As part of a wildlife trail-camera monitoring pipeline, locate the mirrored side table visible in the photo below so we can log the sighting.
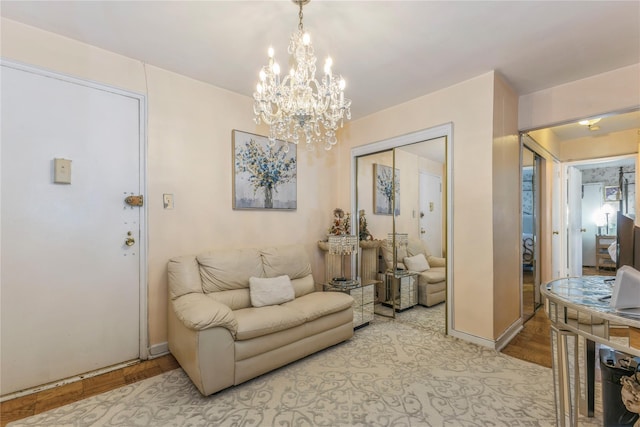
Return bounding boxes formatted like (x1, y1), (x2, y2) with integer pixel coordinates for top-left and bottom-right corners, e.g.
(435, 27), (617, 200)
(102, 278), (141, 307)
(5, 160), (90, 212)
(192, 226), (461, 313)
(380, 270), (418, 313)
(324, 280), (374, 329)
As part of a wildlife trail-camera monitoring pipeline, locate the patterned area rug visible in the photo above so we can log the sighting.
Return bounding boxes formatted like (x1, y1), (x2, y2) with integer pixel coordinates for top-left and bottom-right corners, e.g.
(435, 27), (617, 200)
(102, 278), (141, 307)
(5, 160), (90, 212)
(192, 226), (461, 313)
(9, 305), (603, 426)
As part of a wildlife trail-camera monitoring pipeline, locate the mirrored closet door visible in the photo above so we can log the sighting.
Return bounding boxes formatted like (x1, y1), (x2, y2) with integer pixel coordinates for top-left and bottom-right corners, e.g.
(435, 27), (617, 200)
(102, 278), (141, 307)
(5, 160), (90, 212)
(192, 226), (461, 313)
(521, 140), (542, 321)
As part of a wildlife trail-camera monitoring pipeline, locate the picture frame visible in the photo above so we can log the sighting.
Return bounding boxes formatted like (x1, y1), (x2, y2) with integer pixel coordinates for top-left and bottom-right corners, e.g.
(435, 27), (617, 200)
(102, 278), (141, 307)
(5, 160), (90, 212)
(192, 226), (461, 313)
(374, 163), (400, 215)
(232, 130), (297, 210)
(604, 186), (621, 202)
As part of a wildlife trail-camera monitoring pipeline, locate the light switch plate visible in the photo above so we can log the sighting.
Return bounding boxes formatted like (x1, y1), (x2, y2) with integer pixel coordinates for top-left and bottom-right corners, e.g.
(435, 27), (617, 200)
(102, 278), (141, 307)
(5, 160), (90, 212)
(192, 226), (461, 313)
(54, 158), (71, 184)
(163, 193), (174, 209)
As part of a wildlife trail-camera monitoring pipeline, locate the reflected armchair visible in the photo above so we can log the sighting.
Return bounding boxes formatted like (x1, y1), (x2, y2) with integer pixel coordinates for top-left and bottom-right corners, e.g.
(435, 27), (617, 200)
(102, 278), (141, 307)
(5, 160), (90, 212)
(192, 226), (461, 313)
(380, 238), (446, 307)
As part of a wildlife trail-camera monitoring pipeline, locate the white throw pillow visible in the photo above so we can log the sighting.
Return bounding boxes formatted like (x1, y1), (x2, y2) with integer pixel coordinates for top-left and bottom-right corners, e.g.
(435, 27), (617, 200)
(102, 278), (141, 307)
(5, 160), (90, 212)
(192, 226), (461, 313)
(249, 275), (295, 307)
(404, 254), (430, 272)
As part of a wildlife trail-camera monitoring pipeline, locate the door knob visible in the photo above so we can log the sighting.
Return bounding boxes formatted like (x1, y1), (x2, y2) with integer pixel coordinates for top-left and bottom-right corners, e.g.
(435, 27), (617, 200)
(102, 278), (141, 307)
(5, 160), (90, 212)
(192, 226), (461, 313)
(125, 231), (135, 246)
(580, 228), (587, 233)
(420, 228), (426, 234)
(553, 231), (559, 235)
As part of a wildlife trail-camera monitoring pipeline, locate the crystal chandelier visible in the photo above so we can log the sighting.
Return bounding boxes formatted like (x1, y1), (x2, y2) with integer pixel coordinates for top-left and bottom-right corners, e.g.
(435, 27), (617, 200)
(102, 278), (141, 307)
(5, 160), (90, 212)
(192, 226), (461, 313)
(253, 0), (351, 152)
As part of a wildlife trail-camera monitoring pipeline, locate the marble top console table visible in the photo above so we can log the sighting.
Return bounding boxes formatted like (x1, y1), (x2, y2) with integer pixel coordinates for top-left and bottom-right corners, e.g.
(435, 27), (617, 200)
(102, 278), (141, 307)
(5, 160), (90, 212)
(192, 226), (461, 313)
(541, 276), (640, 426)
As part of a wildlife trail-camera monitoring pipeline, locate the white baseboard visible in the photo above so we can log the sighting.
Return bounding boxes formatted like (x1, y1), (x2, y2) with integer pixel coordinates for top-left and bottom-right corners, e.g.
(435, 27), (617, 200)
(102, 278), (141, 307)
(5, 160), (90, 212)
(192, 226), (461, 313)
(448, 329), (497, 349)
(449, 318), (523, 351)
(495, 319), (523, 351)
(148, 342), (169, 358)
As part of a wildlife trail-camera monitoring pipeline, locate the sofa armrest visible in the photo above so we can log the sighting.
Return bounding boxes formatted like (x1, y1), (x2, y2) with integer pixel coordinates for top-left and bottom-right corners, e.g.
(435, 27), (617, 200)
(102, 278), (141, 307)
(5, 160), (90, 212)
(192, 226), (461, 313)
(427, 256), (446, 268)
(172, 293), (238, 336)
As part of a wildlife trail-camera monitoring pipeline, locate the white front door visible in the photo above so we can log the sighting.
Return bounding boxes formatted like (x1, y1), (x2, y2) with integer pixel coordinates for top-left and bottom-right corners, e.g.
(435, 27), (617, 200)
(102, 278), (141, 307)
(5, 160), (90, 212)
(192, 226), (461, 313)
(567, 166), (583, 276)
(419, 172), (442, 257)
(1, 63), (145, 395)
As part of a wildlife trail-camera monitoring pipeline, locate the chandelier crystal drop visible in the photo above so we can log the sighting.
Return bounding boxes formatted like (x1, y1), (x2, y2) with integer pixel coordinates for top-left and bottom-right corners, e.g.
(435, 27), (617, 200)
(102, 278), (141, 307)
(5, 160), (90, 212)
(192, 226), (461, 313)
(253, 0), (351, 152)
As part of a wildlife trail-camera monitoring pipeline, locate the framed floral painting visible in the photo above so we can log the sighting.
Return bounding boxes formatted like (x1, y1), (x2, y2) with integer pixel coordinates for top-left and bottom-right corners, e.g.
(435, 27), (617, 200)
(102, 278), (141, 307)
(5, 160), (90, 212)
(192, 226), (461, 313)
(232, 130), (297, 210)
(374, 163), (400, 215)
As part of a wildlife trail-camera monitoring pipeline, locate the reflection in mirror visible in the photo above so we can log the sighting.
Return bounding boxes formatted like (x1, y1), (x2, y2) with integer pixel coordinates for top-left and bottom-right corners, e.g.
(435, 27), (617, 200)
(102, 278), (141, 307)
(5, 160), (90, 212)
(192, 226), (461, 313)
(355, 137), (447, 321)
(521, 141), (542, 321)
(356, 150), (394, 316)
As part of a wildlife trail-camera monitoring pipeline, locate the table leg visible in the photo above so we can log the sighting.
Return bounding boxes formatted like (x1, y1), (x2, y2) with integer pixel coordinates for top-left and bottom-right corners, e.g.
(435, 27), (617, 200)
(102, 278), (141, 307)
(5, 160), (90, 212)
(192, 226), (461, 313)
(586, 339), (595, 417)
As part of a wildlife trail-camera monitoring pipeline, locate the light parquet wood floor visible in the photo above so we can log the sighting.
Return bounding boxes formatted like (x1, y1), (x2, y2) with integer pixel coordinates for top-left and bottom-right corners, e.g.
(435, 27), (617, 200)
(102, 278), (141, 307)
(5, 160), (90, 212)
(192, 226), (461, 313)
(501, 307), (552, 368)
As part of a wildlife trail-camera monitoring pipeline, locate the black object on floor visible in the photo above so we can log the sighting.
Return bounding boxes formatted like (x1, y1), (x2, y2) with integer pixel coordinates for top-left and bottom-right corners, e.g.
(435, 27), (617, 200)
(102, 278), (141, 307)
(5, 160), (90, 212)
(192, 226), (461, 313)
(599, 347), (640, 427)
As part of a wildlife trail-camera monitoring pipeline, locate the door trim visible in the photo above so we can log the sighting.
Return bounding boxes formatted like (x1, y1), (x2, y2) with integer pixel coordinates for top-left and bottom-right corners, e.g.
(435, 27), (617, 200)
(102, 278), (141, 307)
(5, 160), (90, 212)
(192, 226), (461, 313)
(1, 58), (149, 360)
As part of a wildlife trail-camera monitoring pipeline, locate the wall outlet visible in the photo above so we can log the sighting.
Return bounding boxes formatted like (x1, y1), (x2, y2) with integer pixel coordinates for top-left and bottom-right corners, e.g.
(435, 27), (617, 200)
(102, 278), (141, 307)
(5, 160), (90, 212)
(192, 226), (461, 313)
(163, 193), (174, 209)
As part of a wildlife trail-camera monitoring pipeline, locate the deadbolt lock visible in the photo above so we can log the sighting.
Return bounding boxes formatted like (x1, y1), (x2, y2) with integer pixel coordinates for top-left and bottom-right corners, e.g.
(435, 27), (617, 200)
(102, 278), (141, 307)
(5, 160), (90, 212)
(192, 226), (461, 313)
(125, 195), (144, 207)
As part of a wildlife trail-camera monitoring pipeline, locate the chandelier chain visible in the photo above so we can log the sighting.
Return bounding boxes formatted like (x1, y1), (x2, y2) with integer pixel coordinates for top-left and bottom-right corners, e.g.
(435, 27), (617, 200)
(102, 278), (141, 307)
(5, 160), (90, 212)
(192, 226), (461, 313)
(298, 2), (304, 31)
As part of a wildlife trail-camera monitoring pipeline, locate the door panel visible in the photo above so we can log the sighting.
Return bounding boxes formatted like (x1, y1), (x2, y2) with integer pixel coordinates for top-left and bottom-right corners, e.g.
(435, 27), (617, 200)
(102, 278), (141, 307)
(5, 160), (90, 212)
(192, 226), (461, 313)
(1, 65), (142, 395)
(582, 183), (604, 266)
(552, 161), (563, 278)
(567, 167), (583, 276)
(419, 173), (442, 257)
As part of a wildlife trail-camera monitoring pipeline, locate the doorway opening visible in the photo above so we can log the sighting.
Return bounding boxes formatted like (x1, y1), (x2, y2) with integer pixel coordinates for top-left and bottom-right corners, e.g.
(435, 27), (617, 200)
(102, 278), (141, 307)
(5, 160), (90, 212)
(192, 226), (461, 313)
(565, 156), (636, 277)
(525, 108), (639, 282)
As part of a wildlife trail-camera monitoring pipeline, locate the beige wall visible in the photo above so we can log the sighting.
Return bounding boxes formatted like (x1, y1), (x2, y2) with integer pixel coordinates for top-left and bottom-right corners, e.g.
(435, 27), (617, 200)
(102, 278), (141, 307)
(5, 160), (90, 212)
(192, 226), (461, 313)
(2, 18), (339, 348)
(559, 128), (638, 162)
(491, 74), (520, 338)
(519, 64), (640, 131)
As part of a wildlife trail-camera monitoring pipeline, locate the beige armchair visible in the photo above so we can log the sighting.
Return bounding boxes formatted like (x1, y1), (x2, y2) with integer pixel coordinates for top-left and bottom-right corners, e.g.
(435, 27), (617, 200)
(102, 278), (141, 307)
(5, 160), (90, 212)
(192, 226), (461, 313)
(380, 239), (446, 307)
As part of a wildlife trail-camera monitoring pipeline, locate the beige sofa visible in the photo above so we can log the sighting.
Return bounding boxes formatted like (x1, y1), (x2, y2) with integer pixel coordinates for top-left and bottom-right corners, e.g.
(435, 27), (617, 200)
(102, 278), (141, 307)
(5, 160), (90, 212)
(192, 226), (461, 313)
(167, 244), (354, 396)
(381, 239), (446, 307)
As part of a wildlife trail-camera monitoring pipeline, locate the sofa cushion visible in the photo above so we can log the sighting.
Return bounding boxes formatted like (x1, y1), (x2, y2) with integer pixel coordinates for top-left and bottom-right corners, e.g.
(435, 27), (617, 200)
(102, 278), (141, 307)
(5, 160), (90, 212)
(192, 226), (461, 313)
(249, 275), (295, 307)
(419, 268), (446, 284)
(168, 255), (202, 299)
(198, 248), (264, 293)
(172, 293), (238, 333)
(234, 305), (307, 341)
(404, 253), (430, 272)
(208, 289), (251, 311)
(260, 245), (313, 280)
(283, 291), (354, 322)
(380, 244), (408, 270)
(291, 274), (316, 298)
(407, 239), (430, 258)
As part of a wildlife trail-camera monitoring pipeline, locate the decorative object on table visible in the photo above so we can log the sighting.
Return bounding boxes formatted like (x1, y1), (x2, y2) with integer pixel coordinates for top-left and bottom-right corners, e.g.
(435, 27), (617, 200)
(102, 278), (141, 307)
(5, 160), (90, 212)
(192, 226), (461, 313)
(358, 209), (373, 241)
(374, 164), (400, 215)
(328, 208), (351, 235)
(232, 130), (296, 210)
(252, 0), (351, 152)
(328, 234), (358, 282)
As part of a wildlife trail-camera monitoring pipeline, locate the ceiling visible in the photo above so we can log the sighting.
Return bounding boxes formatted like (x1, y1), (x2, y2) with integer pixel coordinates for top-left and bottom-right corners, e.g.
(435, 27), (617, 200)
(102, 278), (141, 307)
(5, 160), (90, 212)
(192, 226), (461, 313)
(2, 0), (639, 126)
(547, 109), (640, 142)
